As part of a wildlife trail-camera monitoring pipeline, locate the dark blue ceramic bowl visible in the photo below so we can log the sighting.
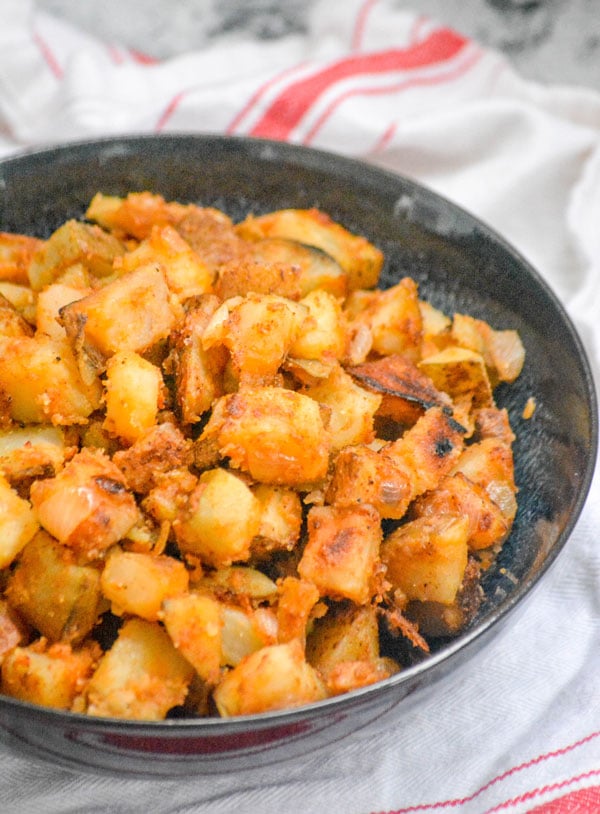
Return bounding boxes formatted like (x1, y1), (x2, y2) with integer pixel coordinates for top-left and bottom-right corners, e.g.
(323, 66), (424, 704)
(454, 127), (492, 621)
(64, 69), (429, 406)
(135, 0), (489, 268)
(0, 135), (596, 776)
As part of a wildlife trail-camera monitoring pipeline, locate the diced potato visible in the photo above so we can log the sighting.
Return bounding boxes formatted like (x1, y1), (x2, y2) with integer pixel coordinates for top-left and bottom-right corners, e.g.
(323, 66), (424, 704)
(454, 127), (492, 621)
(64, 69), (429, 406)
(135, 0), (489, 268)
(1, 640), (97, 710)
(450, 437), (517, 522)
(0, 599), (29, 661)
(452, 313), (525, 384)
(0, 291), (34, 337)
(345, 278), (423, 360)
(0, 475), (39, 568)
(306, 604), (380, 675)
(201, 566), (278, 601)
(303, 364), (381, 451)
(213, 639), (326, 717)
(174, 468), (261, 567)
(0, 335), (102, 425)
(28, 220), (124, 291)
(103, 351), (165, 444)
(142, 468), (198, 524)
(236, 208), (383, 291)
(168, 295), (227, 423)
(289, 290), (347, 362)
(30, 448), (140, 560)
(0, 281), (37, 324)
(251, 484), (303, 554)
(419, 346), (493, 408)
(276, 576), (320, 645)
(116, 224), (213, 301)
(59, 265), (178, 374)
(101, 549), (189, 621)
(162, 592), (222, 684)
(324, 657), (399, 696)
(200, 387), (330, 486)
(86, 191), (190, 241)
(220, 604), (271, 667)
(298, 504), (382, 604)
(0, 231), (44, 284)
(35, 283), (90, 342)
(381, 515), (470, 605)
(113, 422), (193, 494)
(202, 294), (303, 384)
(175, 206), (250, 271)
(6, 530), (102, 643)
(86, 618), (194, 720)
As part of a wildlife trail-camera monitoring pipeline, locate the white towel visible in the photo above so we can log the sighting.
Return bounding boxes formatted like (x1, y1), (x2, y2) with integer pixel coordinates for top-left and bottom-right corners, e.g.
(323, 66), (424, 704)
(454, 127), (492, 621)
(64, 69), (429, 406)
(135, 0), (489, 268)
(0, 2), (598, 811)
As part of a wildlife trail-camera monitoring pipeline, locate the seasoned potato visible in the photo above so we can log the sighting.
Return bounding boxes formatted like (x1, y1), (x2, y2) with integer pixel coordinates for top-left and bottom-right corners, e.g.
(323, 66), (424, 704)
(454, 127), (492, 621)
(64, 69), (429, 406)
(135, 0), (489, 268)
(103, 351), (165, 444)
(251, 484), (303, 555)
(419, 346), (493, 409)
(200, 387), (330, 486)
(213, 639), (326, 717)
(289, 290), (347, 362)
(86, 191), (189, 241)
(0, 599), (29, 662)
(162, 592), (222, 684)
(113, 422), (193, 494)
(0, 232), (43, 285)
(0, 291), (34, 337)
(86, 618), (194, 720)
(0, 475), (39, 568)
(306, 604), (380, 675)
(276, 576), (320, 645)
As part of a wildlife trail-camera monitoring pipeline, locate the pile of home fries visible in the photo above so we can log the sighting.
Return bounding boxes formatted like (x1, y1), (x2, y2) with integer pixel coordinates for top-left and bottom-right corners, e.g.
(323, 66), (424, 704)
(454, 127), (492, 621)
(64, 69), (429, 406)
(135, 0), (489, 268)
(0, 193), (525, 720)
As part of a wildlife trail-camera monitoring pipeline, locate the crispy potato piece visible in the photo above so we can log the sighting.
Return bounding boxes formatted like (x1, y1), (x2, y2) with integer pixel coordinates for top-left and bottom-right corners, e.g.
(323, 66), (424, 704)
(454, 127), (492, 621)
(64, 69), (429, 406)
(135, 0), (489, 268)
(213, 639), (326, 717)
(30, 448), (140, 560)
(0, 291), (34, 337)
(200, 387), (331, 487)
(6, 530), (102, 643)
(0, 475), (39, 569)
(0, 281), (37, 325)
(325, 657), (399, 696)
(168, 295), (227, 424)
(475, 407), (515, 446)
(86, 618), (194, 720)
(36, 283), (90, 342)
(251, 484), (303, 555)
(348, 354), (450, 426)
(289, 290), (347, 362)
(298, 504), (382, 605)
(382, 515), (470, 605)
(162, 592), (222, 684)
(419, 346), (493, 409)
(1, 640), (97, 710)
(0, 599), (29, 662)
(142, 467), (198, 524)
(116, 224), (213, 302)
(174, 467), (261, 567)
(306, 604), (380, 675)
(452, 312), (525, 384)
(276, 577), (320, 645)
(0, 335), (102, 425)
(113, 422), (193, 495)
(175, 205), (250, 271)
(0, 232), (44, 285)
(59, 265), (178, 378)
(236, 208), (383, 291)
(86, 192), (190, 241)
(202, 294), (303, 385)
(101, 549), (189, 621)
(214, 254), (303, 301)
(345, 278), (423, 360)
(201, 566), (278, 601)
(28, 220), (124, 291)
(303, 364), (381, 451)
(450, 437), (517, 522)
(220, 604), (275, 667)
(103, 351), (165, 444)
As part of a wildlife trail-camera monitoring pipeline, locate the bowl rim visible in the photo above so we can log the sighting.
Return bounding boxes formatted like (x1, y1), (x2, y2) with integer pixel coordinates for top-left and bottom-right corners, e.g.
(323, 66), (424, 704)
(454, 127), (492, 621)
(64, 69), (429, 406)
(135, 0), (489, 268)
(0, 132), (597, 731)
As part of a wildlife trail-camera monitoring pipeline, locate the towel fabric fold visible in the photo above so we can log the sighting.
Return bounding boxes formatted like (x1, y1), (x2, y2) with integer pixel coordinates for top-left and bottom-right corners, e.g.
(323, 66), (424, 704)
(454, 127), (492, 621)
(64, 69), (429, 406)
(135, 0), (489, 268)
(0, 2), (598, 812)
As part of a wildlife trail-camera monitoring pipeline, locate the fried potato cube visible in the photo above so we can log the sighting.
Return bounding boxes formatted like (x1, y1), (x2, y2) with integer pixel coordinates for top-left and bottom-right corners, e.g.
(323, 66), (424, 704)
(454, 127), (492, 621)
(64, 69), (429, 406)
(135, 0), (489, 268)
(306, 604), (380, 675)
(86, 191), (189, 241)
(345, 278), (423, 361)
(174, 467), (261, 567)
(0, 599), (29, 662)
(103, 351), (165, 444)
(452, 312), (525, 384)
(35, 283), (90, 342)
(298, 504), (382, 604)
(142, 468), (198, 524)
(0, 281), (37, 324)
(162, 592), (222, 684)
(0, 475), (39, 568)
(113, 422), (193, 494)
(419, 346), (493, 408)
(213, 639), (326, 717)
(325, 445), (413, 520)
(381, 515), (470, 605)
(450, 437), (517, 522)
(30, 448), (140, 560)
(0, 425), (69, 485)
(28, 220), (124, 291)
(0, 231), (43, 284)
(168, 295), (227, 424)
(303, 364), (381, 451)
(0, 291), (34, 337)
(86, 618), (194, 720)
(59, 265), (178, 369)
(6, 530), (102, 643)
(220, 604), (274, 667)
(251, 484), (303, 555)
(276, 577), (320, 645)
(289, 290), (347, 362)
(0, 335), (102, 425)
(200, 388), (330, 486)
(100, 549), (188, 621)
(236, 208), (383, 291)
(202, 294), (303, 384)
(1, 640), (96, 710)
(117, 224), (213, 301)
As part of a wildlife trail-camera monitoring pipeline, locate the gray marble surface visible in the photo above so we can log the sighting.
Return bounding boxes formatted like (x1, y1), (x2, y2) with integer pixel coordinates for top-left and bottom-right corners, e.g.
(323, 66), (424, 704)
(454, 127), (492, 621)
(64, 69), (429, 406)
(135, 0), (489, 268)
(37, 0), (600, 90)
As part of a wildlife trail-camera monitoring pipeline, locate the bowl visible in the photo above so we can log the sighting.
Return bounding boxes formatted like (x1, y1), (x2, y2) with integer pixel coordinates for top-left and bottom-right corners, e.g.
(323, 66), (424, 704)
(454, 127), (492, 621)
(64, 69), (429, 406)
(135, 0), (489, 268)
(0, 134), (596, 777)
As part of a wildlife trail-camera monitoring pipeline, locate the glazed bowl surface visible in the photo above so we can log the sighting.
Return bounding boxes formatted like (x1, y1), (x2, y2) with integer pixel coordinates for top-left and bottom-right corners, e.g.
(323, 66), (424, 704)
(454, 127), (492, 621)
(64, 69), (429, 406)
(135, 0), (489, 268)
(0, 134), (596, 776)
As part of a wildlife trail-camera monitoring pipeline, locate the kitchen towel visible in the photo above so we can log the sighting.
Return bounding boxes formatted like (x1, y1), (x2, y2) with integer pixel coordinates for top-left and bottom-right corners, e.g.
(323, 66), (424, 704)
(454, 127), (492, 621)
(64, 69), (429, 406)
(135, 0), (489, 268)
(0, 1), (598, 812)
